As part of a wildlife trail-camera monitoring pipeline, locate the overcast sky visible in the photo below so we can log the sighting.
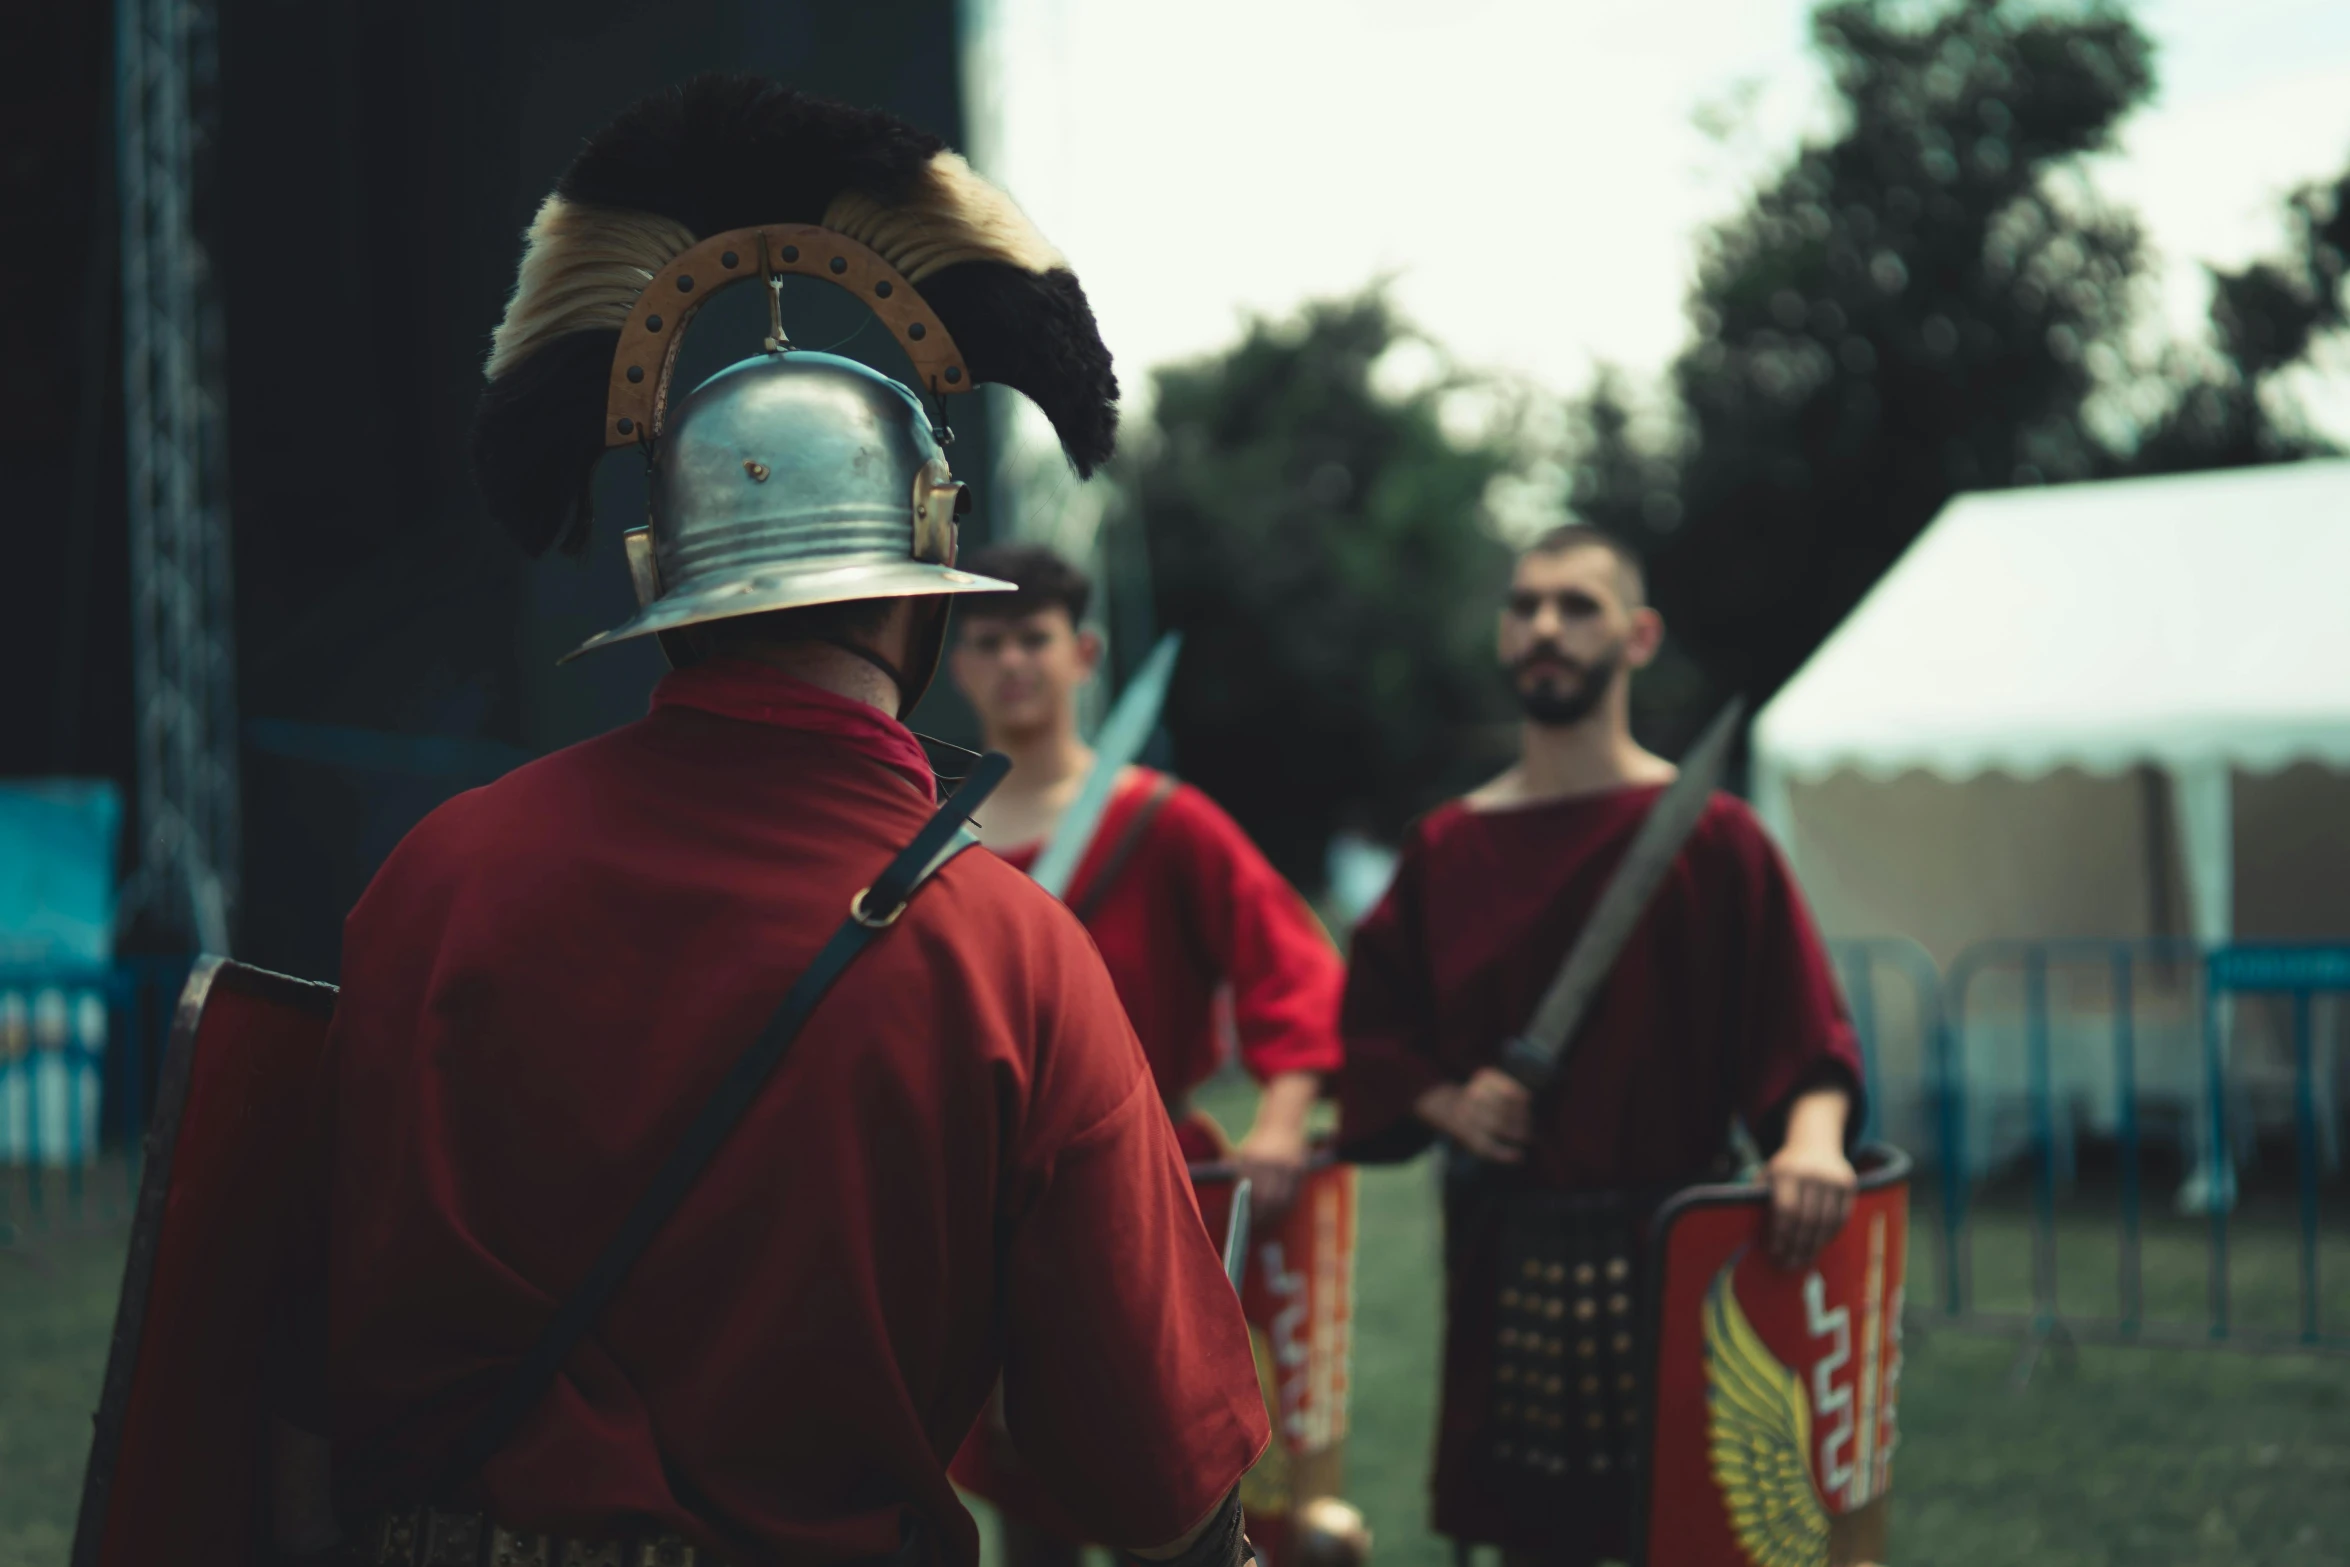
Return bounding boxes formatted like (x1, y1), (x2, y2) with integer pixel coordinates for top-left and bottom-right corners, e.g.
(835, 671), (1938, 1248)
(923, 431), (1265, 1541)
(962, 0), (2350, 434)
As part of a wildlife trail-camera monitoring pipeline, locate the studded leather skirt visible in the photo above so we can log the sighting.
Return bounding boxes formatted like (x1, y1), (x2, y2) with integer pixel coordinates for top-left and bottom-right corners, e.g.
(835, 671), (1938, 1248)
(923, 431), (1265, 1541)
(342, 1508), (726, 1566)
(332, 1505), (934, 1567)
(1482, 1187), (1673, 1489)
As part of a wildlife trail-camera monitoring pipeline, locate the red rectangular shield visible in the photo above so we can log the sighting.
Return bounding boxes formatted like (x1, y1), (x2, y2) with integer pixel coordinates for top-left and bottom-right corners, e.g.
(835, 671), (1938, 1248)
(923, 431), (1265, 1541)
(1638, 1148), (1910, 1567)
(1190, 1153), (1358, 1567)
(70, 958), (338, 1567)
(953, 1128), (1361, 1563)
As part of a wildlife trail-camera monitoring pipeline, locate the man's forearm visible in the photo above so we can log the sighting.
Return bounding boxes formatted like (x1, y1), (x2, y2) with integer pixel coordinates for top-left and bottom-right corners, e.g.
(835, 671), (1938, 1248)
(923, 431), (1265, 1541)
(1763, 1085), (1858, 1266)
(1783, 1085), (1850, 1154)
(1247, 1070), (1320, 1143)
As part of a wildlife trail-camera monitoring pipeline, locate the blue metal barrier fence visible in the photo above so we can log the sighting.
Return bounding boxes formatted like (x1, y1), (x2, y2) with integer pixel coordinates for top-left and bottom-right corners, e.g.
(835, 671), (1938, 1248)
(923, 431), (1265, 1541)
(10, 943), (2342, 1369)
(2205, 945), (2348, 1349)
(1833, 937), (2348, 1364)
(0, 958), (192, 1244)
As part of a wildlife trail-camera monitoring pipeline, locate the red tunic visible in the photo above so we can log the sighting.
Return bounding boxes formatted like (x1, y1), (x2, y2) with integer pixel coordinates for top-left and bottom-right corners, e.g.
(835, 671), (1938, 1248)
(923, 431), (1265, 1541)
(279, 659), (1268, 1567)
(1336, 786), (1862, 1559)
(991, 768), (1345, 1101)
(949, 768), (1344, 1535)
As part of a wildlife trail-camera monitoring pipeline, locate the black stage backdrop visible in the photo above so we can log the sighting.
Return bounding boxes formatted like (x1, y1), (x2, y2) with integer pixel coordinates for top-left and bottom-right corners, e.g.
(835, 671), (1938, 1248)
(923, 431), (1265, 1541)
(8, 0), (992, 982)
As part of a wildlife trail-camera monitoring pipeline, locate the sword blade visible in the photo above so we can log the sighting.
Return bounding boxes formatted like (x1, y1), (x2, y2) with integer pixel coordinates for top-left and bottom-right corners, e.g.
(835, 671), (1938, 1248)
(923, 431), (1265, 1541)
(1222, 1177), (1253, 1294)
(1500, 697), (1746, 1090)
(1029, 632), (1183, 901)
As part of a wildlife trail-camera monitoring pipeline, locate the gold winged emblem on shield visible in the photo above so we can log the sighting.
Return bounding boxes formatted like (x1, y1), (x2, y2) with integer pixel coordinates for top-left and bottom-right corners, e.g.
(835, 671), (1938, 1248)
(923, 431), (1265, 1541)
(1701, 1260), (1830, 1567)
(1644, 1155), (1905, 1567)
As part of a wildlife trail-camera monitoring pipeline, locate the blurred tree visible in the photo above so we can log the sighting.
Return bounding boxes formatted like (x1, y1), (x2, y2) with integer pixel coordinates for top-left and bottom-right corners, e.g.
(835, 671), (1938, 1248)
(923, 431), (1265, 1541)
(1556, 368), (1653, 543)
(2132, 164), (2350, 469)
(1625, 0), (2162, 705)
(1114, 292), (1517, 891)
(1554, 368), (1718, 751)
(1112, 0), (2350, 869)
(1573, 0), (2349, 713)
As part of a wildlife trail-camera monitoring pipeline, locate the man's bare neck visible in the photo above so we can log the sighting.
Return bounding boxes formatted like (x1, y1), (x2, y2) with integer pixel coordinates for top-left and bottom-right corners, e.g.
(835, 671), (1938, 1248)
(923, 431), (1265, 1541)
(972, 721), (1094, 846)
(730, 641), (899, 717)
(986, 720), (1089, 786)
(1465, 710), (1675, 812)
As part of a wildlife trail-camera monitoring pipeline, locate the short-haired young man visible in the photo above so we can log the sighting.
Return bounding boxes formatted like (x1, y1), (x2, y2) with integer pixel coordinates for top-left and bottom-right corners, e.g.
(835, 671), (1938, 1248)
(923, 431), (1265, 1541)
(1336, 525), (1864, 1567)
(944, 543), (1347, 1567)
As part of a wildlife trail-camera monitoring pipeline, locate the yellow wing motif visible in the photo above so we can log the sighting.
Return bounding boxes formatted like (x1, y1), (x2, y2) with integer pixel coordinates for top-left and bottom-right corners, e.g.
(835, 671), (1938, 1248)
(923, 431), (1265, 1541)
(1239, 1325), (1293, 1516)
(1703, 1260), (1829, 1567)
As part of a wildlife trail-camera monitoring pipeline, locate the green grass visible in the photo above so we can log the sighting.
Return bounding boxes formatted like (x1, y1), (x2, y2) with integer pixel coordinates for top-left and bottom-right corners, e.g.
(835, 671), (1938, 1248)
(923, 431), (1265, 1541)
(0, 1226), (127, 1567)
(1177, 1074), (2350, 1567)
(8, 1125), (2349, 1567)
(1917, 1186), (2350, 1345)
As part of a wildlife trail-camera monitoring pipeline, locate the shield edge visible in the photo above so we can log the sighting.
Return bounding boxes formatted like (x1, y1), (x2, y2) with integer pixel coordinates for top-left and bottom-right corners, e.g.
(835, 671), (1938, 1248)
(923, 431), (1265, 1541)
(1188, 1146), (1358, 1567)
(68, 957), (339, 1567)
(1629, 1143), (1913, 1567)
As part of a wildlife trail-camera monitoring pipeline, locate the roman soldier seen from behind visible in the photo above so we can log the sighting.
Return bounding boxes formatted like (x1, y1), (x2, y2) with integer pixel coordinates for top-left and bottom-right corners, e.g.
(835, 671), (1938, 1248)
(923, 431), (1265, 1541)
(233, 74), (1268, 1567)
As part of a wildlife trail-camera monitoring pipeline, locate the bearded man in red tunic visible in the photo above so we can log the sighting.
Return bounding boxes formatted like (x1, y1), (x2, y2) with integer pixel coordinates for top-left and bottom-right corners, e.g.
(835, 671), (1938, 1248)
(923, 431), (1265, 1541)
(1336, 525), (1864, 1567)
(941, 544), (1347, 1567)
(258, 79), (1267, 1567)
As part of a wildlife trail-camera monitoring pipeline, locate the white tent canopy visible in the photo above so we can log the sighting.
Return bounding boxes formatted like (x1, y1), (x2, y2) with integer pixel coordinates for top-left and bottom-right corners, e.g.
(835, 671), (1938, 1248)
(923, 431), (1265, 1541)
(1751, 462), (2350, 1196)
(1756, 459), (2350, 791)
(1755, 459), (2350, 951)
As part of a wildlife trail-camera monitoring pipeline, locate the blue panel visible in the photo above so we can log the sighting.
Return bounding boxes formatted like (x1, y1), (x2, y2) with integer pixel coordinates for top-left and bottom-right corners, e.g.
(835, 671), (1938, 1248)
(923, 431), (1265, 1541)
(2207, 945), (2350, 993)
(0, 780), (122, 965)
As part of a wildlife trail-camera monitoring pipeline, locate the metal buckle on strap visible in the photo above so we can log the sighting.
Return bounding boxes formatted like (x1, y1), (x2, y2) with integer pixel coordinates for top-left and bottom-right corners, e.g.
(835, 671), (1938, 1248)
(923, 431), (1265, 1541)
(849, 885), (907, 929)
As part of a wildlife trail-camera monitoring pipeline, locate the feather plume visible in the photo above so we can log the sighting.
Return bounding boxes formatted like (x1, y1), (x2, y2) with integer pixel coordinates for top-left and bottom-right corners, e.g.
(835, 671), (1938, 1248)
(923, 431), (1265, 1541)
(484, 201), (697, 382)
(822, 152), (1065, 281)
(474, 74), (1117, 557)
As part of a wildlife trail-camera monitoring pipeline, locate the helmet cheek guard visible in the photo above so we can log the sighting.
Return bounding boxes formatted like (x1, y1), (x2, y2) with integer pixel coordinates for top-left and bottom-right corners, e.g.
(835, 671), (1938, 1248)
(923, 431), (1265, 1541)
(914, 459), (970, 567)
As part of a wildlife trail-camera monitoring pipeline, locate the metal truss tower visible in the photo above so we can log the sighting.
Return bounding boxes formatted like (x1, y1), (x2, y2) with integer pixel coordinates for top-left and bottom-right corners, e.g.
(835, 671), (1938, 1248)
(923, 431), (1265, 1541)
(115, 0), (238, 954)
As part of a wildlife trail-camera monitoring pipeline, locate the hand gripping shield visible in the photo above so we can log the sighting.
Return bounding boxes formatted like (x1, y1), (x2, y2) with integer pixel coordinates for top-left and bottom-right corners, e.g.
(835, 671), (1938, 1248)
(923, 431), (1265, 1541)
(1637, 1146), (1912, 1567)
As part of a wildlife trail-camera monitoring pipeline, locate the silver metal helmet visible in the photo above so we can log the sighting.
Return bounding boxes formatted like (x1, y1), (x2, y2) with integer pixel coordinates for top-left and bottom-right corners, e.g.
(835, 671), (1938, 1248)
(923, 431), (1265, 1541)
(474, 81), (1121, 681)
(563, 350), (1010, 662)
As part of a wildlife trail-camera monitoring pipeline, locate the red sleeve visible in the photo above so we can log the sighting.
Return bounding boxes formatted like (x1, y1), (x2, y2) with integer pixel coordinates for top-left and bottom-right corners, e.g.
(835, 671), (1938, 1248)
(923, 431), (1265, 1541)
(1160, 785), (1345, 1083)
(1334, 821), (1448, 1164)
(997, 930), (1270, 1546)
(1716, 804), (1867, 1150)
